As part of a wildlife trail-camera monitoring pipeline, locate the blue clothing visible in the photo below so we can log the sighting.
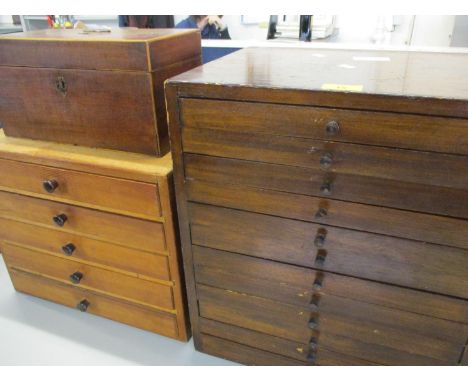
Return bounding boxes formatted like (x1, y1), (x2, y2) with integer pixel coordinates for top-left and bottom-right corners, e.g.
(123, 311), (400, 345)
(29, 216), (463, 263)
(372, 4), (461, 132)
(176, 17), (229, 39)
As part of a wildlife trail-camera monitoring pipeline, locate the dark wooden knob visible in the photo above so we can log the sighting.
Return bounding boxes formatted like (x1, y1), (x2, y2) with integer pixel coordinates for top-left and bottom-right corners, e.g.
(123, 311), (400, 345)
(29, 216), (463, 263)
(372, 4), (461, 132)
(69, 271), (83, 284)
(308, 318), (319, 330)
(315, 250), (327, 266)
(319, 152), (333, 169)
(313, 279), (323, 290)
(309, 340), (318, 352)
(62, 243), (76, 256)
(76, 299), (90, 312)
(325, 120), (340, 135)
(43, 179), (59, 193)
(309, 295), (320, 311)
(53, 213), (68, 227)
(315, 208), (328, 218)
(314, 232), (327, 248)
(320, 181), (332, 195)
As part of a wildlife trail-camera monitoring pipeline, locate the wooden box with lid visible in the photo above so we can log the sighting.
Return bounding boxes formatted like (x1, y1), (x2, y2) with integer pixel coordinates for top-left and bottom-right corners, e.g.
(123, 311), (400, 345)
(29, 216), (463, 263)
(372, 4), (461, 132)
(0, 131), (190, 341)
(166, 48), (468, 365)
(0, 28), (201, 156)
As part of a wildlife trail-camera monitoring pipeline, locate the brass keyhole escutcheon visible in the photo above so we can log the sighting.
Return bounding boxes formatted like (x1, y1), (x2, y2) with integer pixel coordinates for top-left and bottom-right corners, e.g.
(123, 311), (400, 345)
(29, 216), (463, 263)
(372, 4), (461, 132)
(55, 76), (67, 95)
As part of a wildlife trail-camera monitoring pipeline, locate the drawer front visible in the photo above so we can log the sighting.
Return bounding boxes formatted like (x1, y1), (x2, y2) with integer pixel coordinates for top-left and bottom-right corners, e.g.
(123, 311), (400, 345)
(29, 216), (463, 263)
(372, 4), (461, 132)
(193, 246), (468, 324)
(199, 318), (379, 365)
(0, 191), (166, 253)
(187, 181), (468, 250)
(0, 67), (160, 155)
(182, 127), (468, 190)
(180, 98), (468, 155)
(185, 153), (468, 219)
(4, 242), (174, 310)
(189, 203), (468, 298)
(197, 284), (466, 365)
(0, 218), (170, 281)
(0, 158), (161, 219)
(9, 268), (179, 339)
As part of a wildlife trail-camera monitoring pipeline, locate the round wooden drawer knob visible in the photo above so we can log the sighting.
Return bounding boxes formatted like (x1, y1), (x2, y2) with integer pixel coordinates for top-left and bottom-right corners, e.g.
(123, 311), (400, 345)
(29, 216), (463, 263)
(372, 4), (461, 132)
(62, 243), (76, 256)
(76, 299), (90, 312)
(53, 214), (68, 227)
(43, 179), (59, 193)
(69, 271), (83, 284)
(325, 120), (340, 135)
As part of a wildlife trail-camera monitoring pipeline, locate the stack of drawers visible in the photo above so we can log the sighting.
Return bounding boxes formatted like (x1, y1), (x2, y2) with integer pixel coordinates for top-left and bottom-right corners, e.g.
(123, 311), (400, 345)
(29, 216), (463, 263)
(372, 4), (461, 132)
(166, 48), (468, 364)
(0, 133), (189, 341)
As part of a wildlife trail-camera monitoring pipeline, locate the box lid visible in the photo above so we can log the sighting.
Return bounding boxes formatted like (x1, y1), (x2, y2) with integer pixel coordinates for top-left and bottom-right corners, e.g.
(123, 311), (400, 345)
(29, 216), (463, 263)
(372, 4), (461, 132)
(0, 28), (201, 72)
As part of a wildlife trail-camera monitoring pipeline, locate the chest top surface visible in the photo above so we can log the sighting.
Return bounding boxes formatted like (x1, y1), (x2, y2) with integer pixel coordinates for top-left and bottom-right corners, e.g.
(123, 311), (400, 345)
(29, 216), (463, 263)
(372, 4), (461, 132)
(169, 47), (468, 102)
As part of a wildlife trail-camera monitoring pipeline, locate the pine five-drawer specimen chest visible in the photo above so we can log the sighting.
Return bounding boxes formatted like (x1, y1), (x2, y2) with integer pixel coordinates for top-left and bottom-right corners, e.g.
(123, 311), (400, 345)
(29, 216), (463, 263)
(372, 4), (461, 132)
(0, 132), (189, 341)
(166, 48), (468, 365)
(0, 28), (201, 156)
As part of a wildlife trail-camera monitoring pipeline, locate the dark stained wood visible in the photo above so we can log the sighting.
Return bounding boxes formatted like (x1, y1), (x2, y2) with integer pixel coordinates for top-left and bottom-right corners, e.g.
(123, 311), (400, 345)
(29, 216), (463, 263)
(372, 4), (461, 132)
(165, 84), (203, 347)
(185, 153), (468, 219)
(189, 203), (468, 298)
(9, 268), (180, 339)
(182, 126), (468, 189)
(199, 318), (380, 365)
(170, 48), (468, 118)
(165, 47), (468, 364)
(0, 191), (166, 253)
(187, 181), (468, 250)
(181, 99), (468, 156)
(3, 242), (174, 310)
(193, 245), (468, 324)
(0, 28), (200, 71)
(0, 29), (201, 156)
(199, 333), (305, 366)
(197, 284), (466, 365)
(0, 218), (171, 281)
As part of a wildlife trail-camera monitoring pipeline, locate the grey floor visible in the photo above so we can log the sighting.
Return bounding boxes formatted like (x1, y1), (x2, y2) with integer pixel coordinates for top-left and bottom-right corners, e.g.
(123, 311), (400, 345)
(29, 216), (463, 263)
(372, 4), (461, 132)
(0, 254), (236, 365)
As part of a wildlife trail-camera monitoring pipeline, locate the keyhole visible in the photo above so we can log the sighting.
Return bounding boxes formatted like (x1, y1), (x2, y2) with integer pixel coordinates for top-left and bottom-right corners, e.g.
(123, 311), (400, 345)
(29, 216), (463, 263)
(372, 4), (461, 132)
(55, 76), (67, 95)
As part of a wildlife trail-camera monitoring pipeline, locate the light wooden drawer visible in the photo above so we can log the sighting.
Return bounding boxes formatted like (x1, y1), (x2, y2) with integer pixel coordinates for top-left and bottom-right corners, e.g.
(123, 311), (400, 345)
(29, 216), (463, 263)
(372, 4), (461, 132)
(0, 218), (170, 281)
(0, 191), (166, 253)
(187, 181), (468, 250)
(3, 242), (174, 310)
(9, 268), (179, 339)
(182, 126), (468, 190)
(197, 284), (467, 365)
(180, 98), (468, 155)
(0, 158), (161, 219)
(189, 203), (468, 298)
(185, 153), (468, 219)
(193, 245), (468, 324)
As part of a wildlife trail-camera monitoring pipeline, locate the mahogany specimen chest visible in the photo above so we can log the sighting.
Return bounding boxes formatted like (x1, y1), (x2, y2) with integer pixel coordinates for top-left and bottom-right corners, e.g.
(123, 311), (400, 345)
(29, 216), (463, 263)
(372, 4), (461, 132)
(166, 48), (468, 365)
(0, 132), (189, 341)
(0, 28), (201, 156)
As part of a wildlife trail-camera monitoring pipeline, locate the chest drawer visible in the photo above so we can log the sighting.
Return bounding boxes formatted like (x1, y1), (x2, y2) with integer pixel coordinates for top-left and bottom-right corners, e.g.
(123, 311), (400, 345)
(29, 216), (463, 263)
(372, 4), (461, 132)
(9, 268), (179, 338)
(199, 318), (379, 365)
(193, 246), (468, 324)
(0, 158), (161, 219)
(183, 127), (468, 190)
(189, 203), (468, 298)
(0, 191), (166, 253)
(180, 98), (468, 155)
(197, 284), (467, 365)
(187, 181), (468, 250)
(0, 218), (170, 281)
(3, 242), (174, 310)
(185, 154), (468, 219)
